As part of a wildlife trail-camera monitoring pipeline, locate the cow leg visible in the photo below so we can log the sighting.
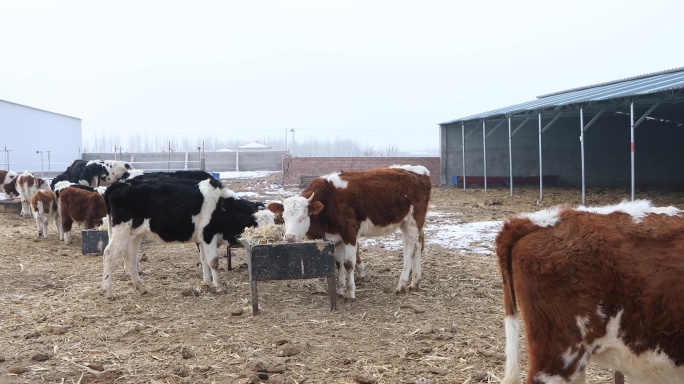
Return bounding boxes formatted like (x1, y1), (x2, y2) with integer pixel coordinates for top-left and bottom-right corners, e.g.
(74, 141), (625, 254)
(355, 246), (366, 282)
(125, 236), (146, 294)
(21, 198), (29, 217)
(334, 242), (347, 297)
(54, 214), (63, 241)
(343, 243), (357, 302)
(41, 214), (49, 239)
(398, 220), (421, 293)
(62, 218), (73, 244)
(197, 243), (212, 285)
(33, 210), (43, 237)
(200, 239), (223, 292)
(102, 223), (132, 298)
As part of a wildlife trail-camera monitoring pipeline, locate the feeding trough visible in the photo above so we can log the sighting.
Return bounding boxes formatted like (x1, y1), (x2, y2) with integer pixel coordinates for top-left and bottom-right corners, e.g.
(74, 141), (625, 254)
(238, 239), (337, 315)
(0, 198), (22, 214)
(82, 229), (109, 255)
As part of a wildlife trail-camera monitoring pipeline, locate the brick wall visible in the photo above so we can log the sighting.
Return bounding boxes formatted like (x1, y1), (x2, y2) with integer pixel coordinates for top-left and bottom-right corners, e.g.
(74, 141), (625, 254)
(282, 156), (441, 186)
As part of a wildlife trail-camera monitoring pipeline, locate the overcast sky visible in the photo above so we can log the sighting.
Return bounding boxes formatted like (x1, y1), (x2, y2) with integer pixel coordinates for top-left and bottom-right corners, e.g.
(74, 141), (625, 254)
(2, 0), (683, 153)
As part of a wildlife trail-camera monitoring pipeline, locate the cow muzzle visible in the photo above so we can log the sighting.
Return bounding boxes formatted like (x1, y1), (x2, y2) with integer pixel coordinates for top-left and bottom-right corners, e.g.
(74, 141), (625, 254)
(284, 233), (298, 243)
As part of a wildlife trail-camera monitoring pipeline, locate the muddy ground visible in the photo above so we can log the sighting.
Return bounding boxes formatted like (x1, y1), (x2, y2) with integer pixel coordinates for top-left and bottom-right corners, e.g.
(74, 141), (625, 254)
(1, 176), (683, 384)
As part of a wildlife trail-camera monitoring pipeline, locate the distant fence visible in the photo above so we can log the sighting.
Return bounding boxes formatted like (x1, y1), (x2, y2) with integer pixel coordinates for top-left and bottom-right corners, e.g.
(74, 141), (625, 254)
(83, 151), (287, 173)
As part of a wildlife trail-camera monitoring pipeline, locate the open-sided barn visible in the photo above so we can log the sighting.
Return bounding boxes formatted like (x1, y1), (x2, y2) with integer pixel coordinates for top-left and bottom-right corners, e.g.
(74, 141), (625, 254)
(439, 67), (684, 203)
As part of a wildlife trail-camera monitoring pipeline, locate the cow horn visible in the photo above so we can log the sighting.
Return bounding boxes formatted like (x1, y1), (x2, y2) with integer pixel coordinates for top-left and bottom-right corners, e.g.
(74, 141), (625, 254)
(307, 193), (315, 202)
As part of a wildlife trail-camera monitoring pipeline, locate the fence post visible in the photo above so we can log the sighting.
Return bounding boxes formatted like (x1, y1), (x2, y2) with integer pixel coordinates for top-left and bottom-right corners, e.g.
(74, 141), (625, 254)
(613, 371), (624, 384)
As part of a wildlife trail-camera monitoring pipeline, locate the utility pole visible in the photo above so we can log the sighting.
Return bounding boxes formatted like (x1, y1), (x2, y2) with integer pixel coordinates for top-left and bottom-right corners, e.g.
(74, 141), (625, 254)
(168, 141), (174, 170)
(290, 128), (295, 157)
(2, 145), (10, 170)
(36, 150), (44, 176)
(46, 150), (51, 171)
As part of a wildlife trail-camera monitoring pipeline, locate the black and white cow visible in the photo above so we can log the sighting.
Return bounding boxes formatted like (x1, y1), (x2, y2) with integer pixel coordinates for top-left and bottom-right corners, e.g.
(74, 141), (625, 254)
(118, 169), (216, 183)
(51, 159), (132, 189)
(101, 178), (263, 298)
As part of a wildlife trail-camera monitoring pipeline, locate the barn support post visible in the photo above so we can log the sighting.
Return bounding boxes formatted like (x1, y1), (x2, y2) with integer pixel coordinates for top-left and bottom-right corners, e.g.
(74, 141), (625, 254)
(580, 107), (586, 205)
(630, 101), (635, 201)
(461, 122), (466, 190)
(538, 112), (543, 201)
(482, 120), (487, 191)
(579, 107), (605, 205)
(508, 117), (513, 196)
(536, 113), (562, 202)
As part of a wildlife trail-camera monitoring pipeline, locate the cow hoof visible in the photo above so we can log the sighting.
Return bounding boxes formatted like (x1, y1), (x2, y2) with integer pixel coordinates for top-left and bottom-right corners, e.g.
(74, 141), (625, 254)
(345, 297), (356, 303)
(395, 286), (407, 294)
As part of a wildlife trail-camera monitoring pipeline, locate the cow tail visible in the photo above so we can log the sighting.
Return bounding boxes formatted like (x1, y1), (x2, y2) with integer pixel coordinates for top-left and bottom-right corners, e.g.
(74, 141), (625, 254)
(495, 217), (539, 384)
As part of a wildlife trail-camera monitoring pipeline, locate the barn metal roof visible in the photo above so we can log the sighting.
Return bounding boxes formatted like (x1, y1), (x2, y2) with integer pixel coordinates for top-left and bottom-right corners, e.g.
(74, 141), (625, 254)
(441, 67), (684, 125)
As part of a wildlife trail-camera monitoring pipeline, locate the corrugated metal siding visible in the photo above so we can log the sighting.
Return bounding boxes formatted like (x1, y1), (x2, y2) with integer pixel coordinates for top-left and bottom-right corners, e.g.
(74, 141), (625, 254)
(442, 67), (684, 124)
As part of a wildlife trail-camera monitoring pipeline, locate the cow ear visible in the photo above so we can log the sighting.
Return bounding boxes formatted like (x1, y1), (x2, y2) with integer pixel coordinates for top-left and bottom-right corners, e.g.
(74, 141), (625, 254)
(268, 202), (284, 214)
(309, 201), (324, 215)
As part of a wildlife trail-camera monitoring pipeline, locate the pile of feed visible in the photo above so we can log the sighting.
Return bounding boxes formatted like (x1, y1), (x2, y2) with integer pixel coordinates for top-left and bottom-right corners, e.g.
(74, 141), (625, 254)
(239, 224), (285, 244)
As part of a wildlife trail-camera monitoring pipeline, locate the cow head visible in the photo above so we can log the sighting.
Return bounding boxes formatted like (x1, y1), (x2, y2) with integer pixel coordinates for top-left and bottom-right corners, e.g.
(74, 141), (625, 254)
(2, 170), (17, 184)
(269, 193), (324, 242)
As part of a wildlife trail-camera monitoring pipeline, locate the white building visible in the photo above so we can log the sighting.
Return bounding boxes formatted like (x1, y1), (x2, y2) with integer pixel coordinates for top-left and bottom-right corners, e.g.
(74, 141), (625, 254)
(1, 100), (81, 175)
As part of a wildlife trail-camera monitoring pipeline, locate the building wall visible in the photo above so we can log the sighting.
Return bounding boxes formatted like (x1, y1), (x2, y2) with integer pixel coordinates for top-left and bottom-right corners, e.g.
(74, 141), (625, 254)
(1, 100), (81, 175)
(282, 156), (441, 186)
(441, 112), (684, 188)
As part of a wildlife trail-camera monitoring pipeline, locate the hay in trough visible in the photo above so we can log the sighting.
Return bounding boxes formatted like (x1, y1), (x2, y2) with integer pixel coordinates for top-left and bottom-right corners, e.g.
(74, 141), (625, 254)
(239, 224), (285, 244)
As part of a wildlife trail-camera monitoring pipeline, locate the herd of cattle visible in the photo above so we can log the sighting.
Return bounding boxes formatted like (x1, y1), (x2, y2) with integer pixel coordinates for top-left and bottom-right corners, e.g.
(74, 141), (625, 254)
(1, 161), (683, 383)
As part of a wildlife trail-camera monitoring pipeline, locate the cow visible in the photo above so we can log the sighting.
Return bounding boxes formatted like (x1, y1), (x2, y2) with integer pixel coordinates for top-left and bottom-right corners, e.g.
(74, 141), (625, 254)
(102, 160), (131, 184)
(267, 164), (432, 302)
(59, 186), (107, 244)
(101, 178), (262, 298)
(0, 170), (18, 197)
(16, 171), (49, 217)
(31, 189), (61, 239)
(495, 200), (684, 384)
(117, 169), (215, 183)
(3, 177), (19, 198)
(51, 159), (133, 189)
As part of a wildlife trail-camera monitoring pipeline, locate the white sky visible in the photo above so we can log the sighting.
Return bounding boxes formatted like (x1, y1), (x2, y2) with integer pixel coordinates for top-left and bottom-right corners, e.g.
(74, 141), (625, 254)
(2, 0), (683, 152)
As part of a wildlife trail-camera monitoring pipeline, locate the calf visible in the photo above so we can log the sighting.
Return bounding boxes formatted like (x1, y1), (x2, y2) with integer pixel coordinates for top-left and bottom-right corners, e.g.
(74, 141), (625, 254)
(59, 186), (107, 244)
(267, 165), (432, 301)
(496, 200), (684, 384)
(102, 179), (260, 298)
(0, 170), (18, 197)
(31, 189), (61, 239)
(17, 171), (49, 217)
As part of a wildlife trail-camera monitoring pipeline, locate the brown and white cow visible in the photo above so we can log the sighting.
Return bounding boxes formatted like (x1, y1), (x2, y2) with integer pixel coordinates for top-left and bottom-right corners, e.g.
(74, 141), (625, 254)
(268, 165), (432, 301)
(3, 177), (19, 198)
(31, 189), (61, 240)
(59, 186), (107, 244)
(0, 170), (18, 197)
(496, 200), (684, 384)
(17, 171), (49, 217)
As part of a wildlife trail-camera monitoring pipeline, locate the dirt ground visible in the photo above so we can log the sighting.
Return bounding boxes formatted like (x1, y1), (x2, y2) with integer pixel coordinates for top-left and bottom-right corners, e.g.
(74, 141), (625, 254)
(2, 175), (683, 384)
